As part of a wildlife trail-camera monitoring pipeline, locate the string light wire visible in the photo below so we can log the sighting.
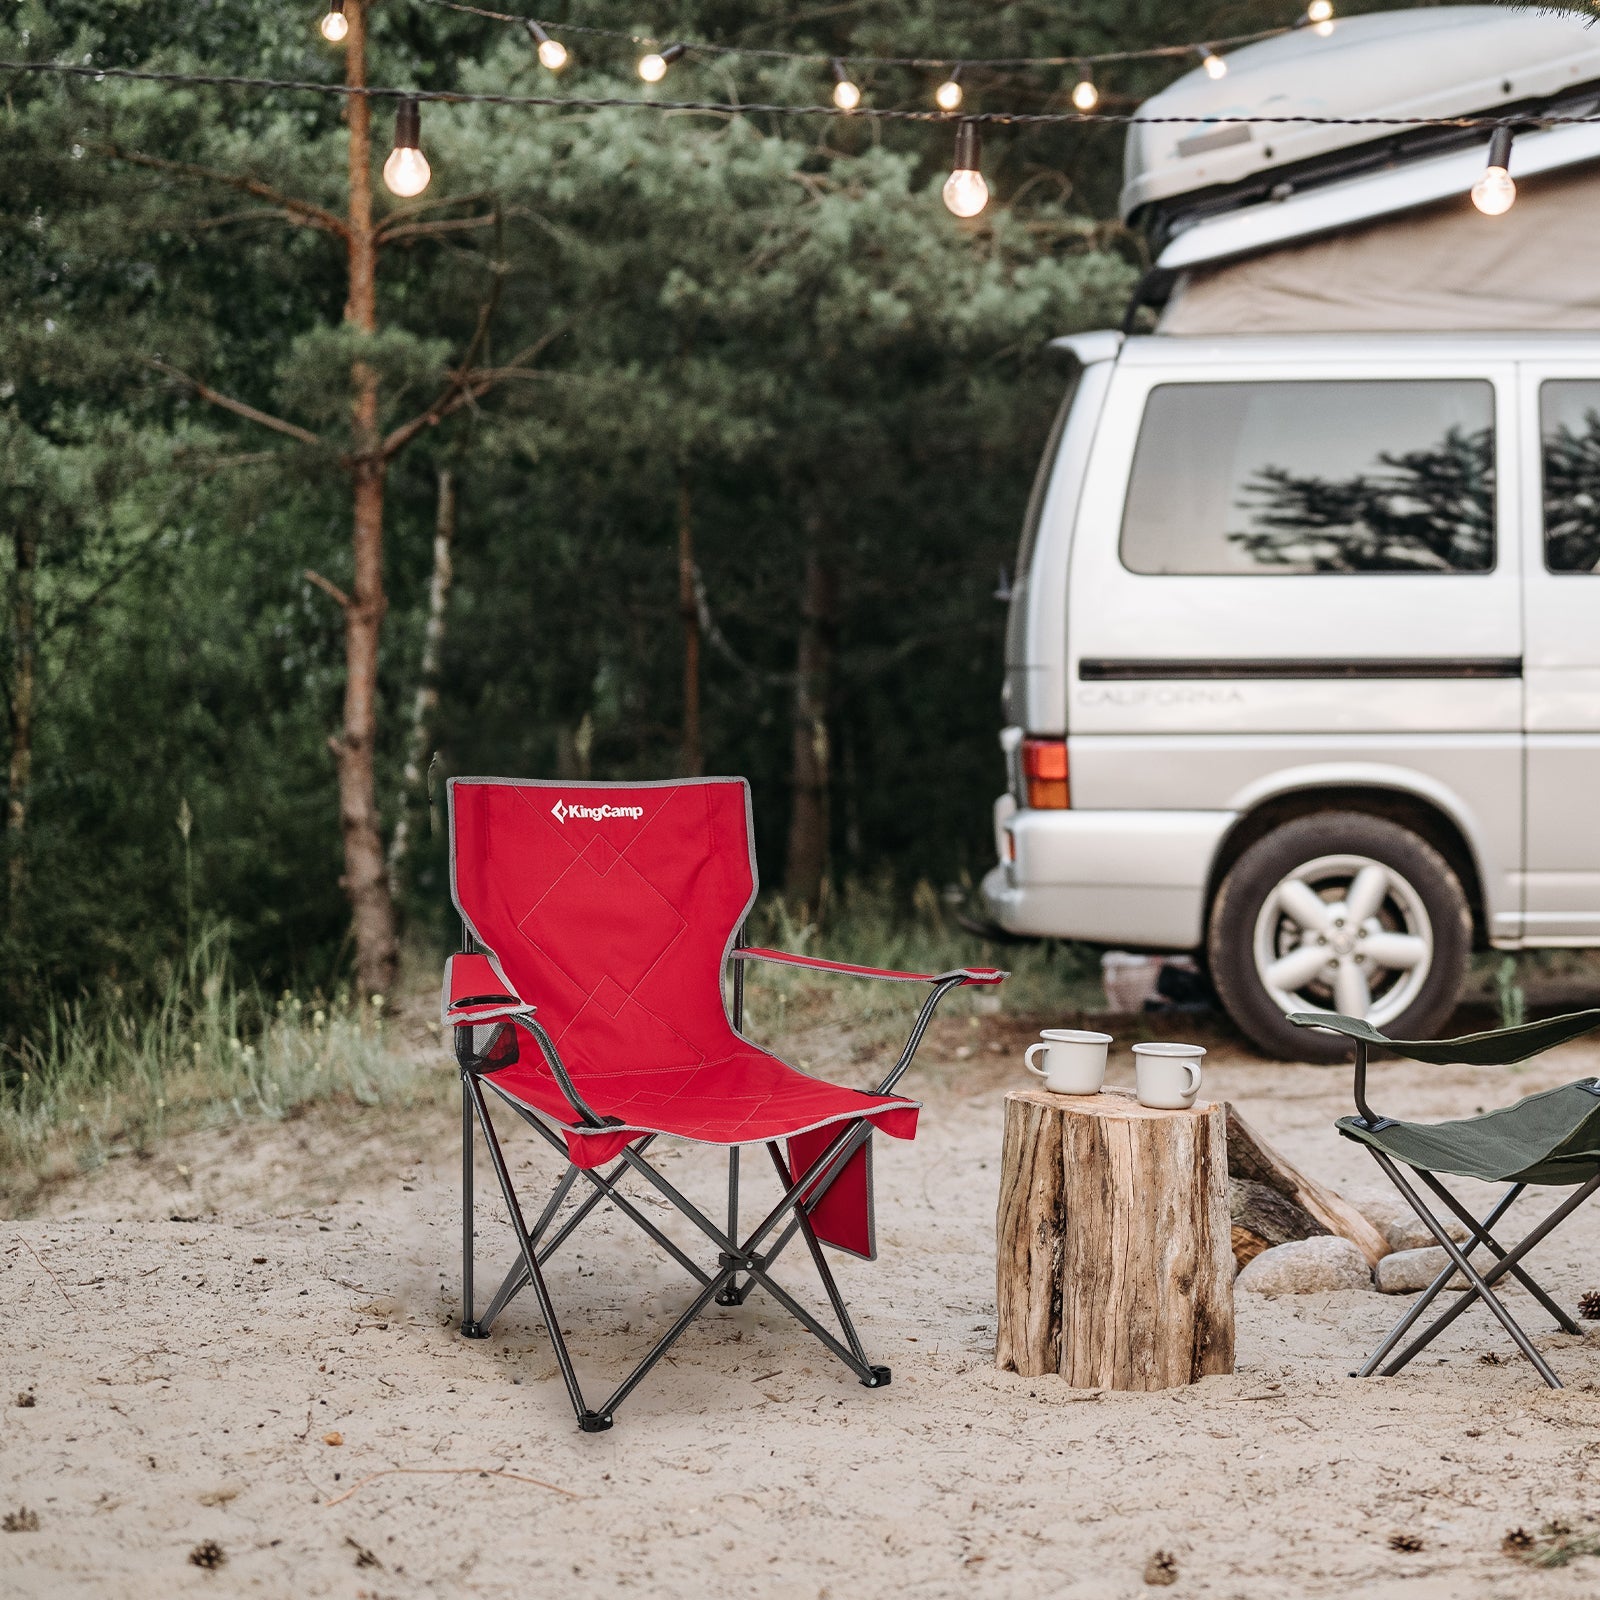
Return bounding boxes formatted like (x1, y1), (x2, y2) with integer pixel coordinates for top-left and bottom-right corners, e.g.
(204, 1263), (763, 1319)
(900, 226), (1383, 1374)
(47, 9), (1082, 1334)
(414, 0), (1297, 70)
(0, 57), (1566, 131)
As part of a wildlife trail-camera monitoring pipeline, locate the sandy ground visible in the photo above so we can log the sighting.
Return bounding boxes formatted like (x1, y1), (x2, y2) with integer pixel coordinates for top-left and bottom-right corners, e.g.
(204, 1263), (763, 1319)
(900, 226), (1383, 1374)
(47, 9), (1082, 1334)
(8, 1010), (1600, 1599)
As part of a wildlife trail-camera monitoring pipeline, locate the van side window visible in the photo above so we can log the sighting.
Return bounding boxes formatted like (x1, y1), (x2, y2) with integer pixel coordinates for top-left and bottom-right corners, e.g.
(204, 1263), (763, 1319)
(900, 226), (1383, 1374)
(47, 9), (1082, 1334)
(1540, 380), (1600, 574)
(1119, 380), (1495, 576)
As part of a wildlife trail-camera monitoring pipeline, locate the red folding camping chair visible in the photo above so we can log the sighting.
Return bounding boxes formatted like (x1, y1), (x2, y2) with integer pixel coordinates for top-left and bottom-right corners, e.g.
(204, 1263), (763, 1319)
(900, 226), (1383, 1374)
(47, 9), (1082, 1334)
(444, 776), (1004, 1432)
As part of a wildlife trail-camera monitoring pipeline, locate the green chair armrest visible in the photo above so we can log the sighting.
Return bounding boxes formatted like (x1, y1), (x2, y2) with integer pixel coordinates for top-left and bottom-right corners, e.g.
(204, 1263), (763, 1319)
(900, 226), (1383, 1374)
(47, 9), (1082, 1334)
(1290, 1008), (1600, 1067)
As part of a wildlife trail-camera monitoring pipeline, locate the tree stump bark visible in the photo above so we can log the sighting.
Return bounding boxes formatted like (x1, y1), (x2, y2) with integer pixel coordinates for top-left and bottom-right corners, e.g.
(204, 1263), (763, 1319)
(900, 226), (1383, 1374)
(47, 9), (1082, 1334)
(996, 1089), (1234, 1391)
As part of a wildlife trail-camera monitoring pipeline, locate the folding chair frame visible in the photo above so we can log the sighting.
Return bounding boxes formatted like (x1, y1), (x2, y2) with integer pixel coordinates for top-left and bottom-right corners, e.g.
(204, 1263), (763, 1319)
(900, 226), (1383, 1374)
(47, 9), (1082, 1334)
(1346, 1038), (1596, 1389)
(454, 927), (966, 1432)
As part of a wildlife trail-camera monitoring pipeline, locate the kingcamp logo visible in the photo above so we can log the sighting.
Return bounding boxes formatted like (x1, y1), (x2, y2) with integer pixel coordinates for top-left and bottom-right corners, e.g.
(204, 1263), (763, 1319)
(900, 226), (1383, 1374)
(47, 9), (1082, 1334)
(551, 799), (644, 824)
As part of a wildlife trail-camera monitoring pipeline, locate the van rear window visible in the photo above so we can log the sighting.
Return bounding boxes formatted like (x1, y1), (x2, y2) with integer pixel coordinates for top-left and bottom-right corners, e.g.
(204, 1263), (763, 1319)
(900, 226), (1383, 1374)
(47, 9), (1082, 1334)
(1119, 380), (1495, 576)
(1540, 380), (1600, 574)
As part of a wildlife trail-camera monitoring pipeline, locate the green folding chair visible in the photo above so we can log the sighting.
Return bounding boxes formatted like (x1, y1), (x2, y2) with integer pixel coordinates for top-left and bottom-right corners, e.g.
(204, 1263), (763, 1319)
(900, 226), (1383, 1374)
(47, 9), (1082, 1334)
(1290, 1008), (1600, 1388)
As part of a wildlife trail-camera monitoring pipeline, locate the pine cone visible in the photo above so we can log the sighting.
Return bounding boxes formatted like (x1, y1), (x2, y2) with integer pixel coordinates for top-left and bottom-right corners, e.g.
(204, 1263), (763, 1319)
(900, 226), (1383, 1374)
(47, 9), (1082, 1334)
(188, 1540), (227, 1571)
(1579, 1289), (1600, 1321)
(1143, 1551), (1179, 1587)
(1389, 1532), (1424, 1553)
(1503, 1527), (1536, 1558)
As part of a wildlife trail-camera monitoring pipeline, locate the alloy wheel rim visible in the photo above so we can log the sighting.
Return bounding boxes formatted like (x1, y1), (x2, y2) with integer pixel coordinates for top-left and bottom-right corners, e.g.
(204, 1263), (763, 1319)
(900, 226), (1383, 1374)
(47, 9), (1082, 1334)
(1252, 852), (1434, 1028)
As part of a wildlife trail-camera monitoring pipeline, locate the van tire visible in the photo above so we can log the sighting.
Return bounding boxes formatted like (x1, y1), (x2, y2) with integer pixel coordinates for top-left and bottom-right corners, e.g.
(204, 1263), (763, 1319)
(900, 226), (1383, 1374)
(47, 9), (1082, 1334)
(1207, 811), (1471, 1063)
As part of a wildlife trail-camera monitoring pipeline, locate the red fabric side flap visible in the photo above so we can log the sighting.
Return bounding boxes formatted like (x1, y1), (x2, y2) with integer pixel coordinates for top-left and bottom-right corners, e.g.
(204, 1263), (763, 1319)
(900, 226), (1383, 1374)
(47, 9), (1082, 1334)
(787, 1126), (876, 1260)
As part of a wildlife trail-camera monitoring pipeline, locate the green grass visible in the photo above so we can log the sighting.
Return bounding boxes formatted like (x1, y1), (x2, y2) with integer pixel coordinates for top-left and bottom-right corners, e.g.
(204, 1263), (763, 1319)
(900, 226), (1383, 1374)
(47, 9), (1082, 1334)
(0, 885), (1103, 1215)
(0, 927), (436, 1215)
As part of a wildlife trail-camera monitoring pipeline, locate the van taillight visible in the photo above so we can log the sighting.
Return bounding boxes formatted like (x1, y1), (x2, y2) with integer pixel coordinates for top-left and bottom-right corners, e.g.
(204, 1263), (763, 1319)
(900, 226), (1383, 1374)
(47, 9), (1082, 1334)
(1022, 738), (1070, 809)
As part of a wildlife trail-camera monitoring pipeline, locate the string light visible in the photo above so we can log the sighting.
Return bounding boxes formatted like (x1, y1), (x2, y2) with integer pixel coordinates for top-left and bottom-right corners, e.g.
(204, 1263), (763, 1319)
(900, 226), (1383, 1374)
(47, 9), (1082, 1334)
(638, 42), (686, 82)
(942, 119), (988, 218)
(831, 59), (861, 111)
(1071, 63), (1099, 113)
(1303, 1), (1335, 36)
(524, 19), (568, 71)
(1471, 125), (1516, 215)
(935, 66), (963, 113)
(1197, 44), (1228, 80)
(383, 95), (431, 196)
(319, 0), (348, 43)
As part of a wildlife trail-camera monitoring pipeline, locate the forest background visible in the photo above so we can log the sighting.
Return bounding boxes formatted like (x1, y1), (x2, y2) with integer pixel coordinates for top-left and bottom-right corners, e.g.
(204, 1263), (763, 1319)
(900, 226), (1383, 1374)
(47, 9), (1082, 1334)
(0, 0), (1398, 1062)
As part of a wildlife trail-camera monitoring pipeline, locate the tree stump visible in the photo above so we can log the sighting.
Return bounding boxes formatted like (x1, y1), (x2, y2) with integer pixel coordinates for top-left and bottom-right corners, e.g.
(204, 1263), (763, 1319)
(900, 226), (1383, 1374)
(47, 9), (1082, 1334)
(996, 1089), (1234, 1391)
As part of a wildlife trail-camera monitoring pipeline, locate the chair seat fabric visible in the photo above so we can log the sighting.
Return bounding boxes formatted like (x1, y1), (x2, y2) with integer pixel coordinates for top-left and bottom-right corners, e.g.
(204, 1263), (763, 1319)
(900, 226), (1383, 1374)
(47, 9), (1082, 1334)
(486, 1020), (918, 1170)
(1338, 1079), (1600, 1186)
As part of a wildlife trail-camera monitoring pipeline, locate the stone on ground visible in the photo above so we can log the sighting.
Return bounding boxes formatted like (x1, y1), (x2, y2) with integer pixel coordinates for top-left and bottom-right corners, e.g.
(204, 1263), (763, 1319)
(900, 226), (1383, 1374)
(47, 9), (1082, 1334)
(1236, 1236), (1372, 1295)
(1353, 1194), (1468, 1253)
(1374, 1246), (1466, 1294)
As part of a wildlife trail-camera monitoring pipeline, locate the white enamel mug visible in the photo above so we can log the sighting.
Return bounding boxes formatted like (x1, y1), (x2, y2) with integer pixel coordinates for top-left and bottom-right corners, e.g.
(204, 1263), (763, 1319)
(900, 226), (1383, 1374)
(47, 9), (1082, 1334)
(1024, 1029), (1112, 1096)
(1132, 1042), (1205, 1110)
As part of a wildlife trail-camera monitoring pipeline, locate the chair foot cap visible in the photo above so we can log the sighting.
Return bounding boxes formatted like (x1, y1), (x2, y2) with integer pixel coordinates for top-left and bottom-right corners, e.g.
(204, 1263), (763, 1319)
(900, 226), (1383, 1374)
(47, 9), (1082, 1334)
(860, 1365), (892, 1389)
(460, 1321), (491, 1340)
(579, 1411), (614, 1433)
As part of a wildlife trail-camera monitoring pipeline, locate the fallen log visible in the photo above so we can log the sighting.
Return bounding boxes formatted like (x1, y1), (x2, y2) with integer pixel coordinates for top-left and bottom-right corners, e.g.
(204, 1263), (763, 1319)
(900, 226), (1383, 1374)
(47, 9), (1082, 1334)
(1225, 1102), (1389, 1269)
(1230, 1178), (1327, 1269)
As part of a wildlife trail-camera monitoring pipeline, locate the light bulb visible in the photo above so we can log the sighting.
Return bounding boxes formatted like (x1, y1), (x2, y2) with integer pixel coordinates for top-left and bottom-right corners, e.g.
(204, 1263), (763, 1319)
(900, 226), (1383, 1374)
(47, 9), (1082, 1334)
(526, 20), (569, 70)
(831, 60), (860, 111)
(1471, 126), (1516, 216)
(384, 145), (431, 197)
(943, 168), (989, 218)
(1306, 0), (1333, 20)
(1202, 49), (1227, 80)
(935, 77), (963, 112)
(319, 3), (348, 42)
(943, 121), (988, 218)
(638, 44), (684, 83)
(1071, 74), (1099, 112)
(384, 97), (430, 198)
(1471, 165), (1515, 215)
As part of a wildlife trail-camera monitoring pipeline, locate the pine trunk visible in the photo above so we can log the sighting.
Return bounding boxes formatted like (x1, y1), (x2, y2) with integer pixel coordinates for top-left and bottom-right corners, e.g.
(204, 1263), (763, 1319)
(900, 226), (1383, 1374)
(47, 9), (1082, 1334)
(386, 464), (456, 898)
(677, 471), (702, 777)
(5, 521), (36, 933)
(996, 1089), (1235, 1391)
(335, 0), (399, 999)
(784, 531), (834, 907)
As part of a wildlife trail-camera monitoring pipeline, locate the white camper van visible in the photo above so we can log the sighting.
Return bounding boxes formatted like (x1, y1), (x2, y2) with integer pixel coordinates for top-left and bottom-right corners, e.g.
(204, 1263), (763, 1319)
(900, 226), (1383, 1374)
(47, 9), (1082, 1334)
(982, 7), (1600, 1058)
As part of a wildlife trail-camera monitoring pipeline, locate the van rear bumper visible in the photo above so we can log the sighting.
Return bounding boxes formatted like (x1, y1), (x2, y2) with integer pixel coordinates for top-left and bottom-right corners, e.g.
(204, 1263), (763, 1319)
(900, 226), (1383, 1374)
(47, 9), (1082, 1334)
(981, 802), (1235, 950)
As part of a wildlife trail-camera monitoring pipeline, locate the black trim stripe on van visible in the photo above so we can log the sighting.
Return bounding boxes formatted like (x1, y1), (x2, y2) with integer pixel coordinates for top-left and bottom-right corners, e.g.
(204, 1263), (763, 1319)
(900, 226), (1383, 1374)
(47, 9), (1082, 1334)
(1078, 658), (1523, 682)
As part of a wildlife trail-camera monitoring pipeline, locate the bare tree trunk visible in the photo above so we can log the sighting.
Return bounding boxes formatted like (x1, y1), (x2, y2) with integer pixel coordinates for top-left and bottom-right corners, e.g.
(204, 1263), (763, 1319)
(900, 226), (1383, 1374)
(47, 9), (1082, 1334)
(5, 521), (36, 935)
(335, 0), (399, 999)
(387, 465), (456, 899)
(784, 526), (834, 908)
(677, 470), (702, 777)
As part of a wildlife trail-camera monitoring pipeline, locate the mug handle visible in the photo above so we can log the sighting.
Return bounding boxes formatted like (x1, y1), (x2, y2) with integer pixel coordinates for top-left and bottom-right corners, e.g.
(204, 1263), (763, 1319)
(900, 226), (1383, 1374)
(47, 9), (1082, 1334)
(1025, 1042), (1050, 1077)
(1180, 1058), (1203, 1098)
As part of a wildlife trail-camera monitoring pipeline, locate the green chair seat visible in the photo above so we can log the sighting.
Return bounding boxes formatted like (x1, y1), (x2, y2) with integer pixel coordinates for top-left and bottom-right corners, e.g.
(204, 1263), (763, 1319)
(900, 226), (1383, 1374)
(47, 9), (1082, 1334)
(1290, 1005), (1600, 1387)
(1337, 1078), (1600, 1186)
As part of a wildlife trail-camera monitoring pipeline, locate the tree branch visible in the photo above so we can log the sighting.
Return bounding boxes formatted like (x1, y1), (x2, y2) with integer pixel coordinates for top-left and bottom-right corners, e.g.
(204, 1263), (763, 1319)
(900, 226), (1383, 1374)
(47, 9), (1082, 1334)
(146, 359), (322, 448)
(304, 569), (352, 610)
(377, 213), (501, 246)
(98, 144), (350, 239)
(380, 324), (568, 460)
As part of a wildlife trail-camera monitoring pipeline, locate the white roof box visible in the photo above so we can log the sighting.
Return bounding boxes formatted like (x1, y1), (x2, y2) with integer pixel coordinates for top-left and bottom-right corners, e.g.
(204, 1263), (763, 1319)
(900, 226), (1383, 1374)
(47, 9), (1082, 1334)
(1123, 6), (1600, 232)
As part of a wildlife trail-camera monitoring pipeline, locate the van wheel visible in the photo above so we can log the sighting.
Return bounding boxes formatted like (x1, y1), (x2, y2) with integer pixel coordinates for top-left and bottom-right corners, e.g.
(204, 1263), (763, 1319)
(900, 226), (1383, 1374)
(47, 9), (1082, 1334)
(1207, 812), (1470, 1062)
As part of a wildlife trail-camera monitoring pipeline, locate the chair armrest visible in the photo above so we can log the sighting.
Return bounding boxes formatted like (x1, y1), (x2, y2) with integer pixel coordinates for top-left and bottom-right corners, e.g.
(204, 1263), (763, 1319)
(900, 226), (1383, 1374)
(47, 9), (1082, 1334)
(732, 946), (1007, 988)
(442, 952), (534, 1027)
(1290, 1007), (1600, 1067)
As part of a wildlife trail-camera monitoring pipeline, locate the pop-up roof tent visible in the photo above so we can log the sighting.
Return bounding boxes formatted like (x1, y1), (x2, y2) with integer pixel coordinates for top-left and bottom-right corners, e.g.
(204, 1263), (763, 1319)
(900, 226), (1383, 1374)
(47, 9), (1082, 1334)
(1129, 6), (1600, 333)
